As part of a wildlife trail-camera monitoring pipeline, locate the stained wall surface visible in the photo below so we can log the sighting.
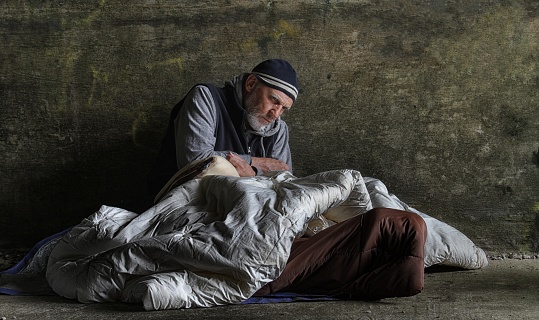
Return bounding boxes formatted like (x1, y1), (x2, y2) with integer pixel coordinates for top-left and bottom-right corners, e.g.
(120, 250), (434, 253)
(1, 0), (538, 253)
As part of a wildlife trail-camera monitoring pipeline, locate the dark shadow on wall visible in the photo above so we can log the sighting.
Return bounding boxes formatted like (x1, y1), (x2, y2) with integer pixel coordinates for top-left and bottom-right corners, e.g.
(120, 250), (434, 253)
(533, 212), (539, 253)
(1, 139), (159, 249)
(532, 147), (539, 167)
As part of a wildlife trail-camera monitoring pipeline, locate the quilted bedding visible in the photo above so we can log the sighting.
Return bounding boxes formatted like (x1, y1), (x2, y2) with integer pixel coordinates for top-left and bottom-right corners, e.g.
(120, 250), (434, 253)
(43, 168), (487, 310)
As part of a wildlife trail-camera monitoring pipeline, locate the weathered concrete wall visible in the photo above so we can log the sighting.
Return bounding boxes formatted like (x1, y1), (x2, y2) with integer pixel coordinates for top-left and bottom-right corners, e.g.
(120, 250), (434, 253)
(1, 0), (538, 253)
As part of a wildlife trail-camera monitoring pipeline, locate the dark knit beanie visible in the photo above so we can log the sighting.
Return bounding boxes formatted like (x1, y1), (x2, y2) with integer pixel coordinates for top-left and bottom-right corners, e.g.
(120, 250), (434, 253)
(251, 59), (299, 102)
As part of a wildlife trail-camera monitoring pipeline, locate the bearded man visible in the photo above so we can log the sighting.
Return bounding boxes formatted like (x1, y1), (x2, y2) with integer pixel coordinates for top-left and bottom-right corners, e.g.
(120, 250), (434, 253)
(147, 59), (298, 200)
(145, 59), (426, 302)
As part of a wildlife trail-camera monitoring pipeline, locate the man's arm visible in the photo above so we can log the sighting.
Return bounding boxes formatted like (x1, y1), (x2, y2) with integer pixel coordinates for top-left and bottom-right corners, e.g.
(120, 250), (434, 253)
(227, 153), (289, 177)
(252, 120), (293, 174)
(174, 85), (253, 169)
(174, 86), (223, 169)
(251, 157), (290, 172)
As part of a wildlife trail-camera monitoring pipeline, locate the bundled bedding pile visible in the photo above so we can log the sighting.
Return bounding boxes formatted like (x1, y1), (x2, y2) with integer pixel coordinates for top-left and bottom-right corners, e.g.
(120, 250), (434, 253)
(1, 158), (488, 310)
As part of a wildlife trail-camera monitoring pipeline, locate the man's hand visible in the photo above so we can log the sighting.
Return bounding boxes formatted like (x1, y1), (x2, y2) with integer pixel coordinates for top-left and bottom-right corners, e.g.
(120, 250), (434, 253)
(251, 157), (290, 173)
(226, 152), (256, 177)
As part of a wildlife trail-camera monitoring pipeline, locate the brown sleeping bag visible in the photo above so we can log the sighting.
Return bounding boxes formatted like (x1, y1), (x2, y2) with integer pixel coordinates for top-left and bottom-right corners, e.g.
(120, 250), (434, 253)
(255, 207), (427, 300)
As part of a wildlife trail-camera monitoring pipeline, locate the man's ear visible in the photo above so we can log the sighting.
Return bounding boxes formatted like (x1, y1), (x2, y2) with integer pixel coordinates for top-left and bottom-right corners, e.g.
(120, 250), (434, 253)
(244, 74), (258, 93)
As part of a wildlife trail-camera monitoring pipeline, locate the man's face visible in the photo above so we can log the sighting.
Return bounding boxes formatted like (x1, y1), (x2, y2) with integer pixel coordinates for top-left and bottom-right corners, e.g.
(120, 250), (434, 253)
(244, 76), (294, 131)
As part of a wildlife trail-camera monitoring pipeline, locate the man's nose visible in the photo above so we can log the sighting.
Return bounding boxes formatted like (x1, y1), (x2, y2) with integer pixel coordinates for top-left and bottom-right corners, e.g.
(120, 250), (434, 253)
(269, 105), (283, 118)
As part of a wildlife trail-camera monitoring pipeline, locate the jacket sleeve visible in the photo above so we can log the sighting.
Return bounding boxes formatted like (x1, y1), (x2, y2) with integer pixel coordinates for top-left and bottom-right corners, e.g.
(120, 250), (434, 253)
(174, 85), (253, 170)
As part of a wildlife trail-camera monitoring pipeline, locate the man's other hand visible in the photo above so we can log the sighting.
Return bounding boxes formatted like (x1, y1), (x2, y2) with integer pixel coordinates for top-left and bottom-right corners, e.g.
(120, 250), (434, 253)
(226, 152), (256, 177)
(251, 157), (290, 173)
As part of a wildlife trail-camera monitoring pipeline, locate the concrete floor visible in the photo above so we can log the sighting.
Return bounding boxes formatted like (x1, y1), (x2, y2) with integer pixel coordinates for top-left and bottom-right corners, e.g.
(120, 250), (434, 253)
(1, 259), (538, 320)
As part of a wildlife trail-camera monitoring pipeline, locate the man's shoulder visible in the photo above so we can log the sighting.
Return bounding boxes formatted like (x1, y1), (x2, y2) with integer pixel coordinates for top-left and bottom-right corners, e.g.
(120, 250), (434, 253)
(191, 83), (216, 93)
(189, 83), (229, 98)
(182, 84), (218, 102)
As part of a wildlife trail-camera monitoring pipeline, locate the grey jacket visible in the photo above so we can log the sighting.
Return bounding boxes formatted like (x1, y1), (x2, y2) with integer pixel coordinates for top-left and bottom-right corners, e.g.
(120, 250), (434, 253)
(174, 74), (292, 171)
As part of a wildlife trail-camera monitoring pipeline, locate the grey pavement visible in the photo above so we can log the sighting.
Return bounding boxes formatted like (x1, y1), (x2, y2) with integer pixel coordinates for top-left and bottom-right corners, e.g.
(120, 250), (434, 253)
(1, 259), (538, 320)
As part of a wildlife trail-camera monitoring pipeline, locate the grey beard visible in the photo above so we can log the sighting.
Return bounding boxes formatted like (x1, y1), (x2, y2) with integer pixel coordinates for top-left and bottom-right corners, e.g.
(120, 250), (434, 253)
(246, 113), (270, 131)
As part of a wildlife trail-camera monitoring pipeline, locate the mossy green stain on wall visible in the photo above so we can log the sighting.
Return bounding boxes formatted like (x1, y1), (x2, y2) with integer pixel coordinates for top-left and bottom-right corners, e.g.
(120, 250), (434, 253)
(147, 57), (184, 73)
(426, 6), (538, 101)
(81, 0), (107, 26)
(88, 65), (110, 109)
